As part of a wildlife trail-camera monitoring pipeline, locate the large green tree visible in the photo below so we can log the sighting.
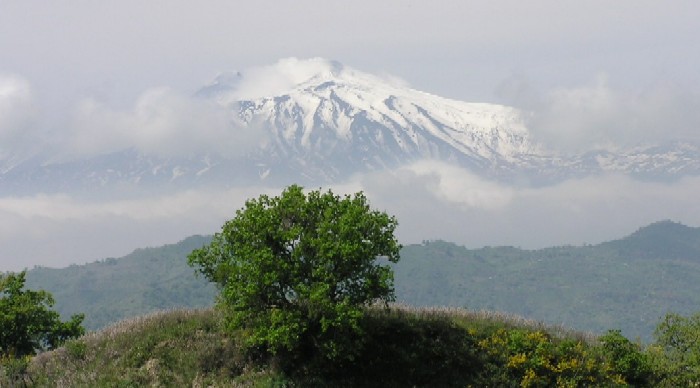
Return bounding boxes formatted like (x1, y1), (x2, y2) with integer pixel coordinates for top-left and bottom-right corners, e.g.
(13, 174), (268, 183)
(188, 185), (400, 359)
(0, 271), (84, 357)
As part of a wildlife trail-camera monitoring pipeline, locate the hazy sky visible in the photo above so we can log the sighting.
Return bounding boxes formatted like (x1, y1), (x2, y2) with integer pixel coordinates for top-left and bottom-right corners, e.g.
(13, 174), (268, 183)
(2, 1), (700, 270)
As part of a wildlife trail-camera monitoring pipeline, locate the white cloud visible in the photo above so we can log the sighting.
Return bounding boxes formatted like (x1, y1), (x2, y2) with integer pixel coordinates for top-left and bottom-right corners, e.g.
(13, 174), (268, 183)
(533, 75), (621, 150)
(0, 74), (36, 158)
(0, 186), (273, 271)
(405, 161), (514, 210)
(217, 57), (410, 101)
(499, 75), (700, 152)
(352, 162), (700, 248)
(1, 161), (700, 271)
(229, 58), (340, 100)
(62, 88), (265, 160)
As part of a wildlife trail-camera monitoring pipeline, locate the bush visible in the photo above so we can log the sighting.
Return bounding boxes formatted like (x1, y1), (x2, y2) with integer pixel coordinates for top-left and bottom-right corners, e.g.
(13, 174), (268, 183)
(0, 271), (84, 357)
(650, 312), (700, 386)
(0, 354), (31, 387)
(478, 328), (625, 386)
(598, 329), (655, 386)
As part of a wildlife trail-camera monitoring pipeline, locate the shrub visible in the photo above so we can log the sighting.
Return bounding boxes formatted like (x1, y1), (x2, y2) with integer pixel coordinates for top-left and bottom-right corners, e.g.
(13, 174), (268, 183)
(478, 328), (624, 386)
(598, 329), (655, 386)
(650, 312), (700, 386)
(0, 271), (84, 357)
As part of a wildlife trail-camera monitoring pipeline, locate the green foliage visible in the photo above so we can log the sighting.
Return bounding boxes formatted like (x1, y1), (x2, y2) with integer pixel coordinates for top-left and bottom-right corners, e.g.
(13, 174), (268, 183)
(0, 271), (84, 357)
(189, 185), (401, 360)
(478, 328), (625, 387)
(11, 307), (609, 387)
(64, 340), (87, 361)
(17, 306), (699, 387)
(598, 330), (656, 386)
(277, 308), (483, 386)
(650, 312), (700, 386)
(0, 354), (32, 387)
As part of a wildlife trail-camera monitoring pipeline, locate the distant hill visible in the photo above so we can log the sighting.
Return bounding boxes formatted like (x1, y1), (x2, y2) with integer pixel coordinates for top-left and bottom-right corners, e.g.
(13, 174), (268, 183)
(599, 220), (700, 260)
(23, 220), (700, 340)
(395, 220), (700, 341)
(25, 235), (215, 330)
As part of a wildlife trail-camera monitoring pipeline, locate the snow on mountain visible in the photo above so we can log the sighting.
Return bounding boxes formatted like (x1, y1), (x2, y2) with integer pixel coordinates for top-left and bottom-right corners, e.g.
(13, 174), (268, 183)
(1, 57), (699, 195)
(197, 58), (543, 182)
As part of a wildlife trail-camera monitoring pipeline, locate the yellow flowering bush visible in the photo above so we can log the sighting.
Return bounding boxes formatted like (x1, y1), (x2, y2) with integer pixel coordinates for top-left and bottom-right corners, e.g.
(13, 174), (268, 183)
(479, 328), (625, 387)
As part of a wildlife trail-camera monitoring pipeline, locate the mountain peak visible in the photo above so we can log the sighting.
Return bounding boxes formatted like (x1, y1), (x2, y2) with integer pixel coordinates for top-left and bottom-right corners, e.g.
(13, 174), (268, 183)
(627, 220), (695, 241)
(270, 57), (345, 83)
(600, 220), (700, 260)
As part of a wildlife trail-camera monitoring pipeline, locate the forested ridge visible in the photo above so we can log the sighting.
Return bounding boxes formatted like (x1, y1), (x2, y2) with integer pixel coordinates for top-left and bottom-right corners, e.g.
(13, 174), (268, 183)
(24, 220), (700, 341)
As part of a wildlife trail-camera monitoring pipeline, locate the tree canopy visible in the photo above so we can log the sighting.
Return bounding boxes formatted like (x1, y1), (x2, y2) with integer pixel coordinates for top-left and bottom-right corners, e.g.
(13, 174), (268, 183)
(188, 185), (400, 359)
(0, 271), (84, 357)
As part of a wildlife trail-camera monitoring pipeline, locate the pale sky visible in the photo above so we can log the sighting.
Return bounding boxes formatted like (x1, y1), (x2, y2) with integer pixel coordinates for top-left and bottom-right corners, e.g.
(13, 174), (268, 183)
(1, 1), (700, 270)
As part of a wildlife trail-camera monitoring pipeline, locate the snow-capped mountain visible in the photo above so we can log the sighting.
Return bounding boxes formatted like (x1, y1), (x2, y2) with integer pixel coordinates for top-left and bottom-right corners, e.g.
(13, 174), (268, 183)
(198, 58), (546, 183)
(1, 58), (699, 195)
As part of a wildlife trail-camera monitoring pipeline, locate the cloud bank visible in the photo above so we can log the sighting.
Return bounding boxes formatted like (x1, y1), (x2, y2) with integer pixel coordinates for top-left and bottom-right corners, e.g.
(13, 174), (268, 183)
(498, 74), (700, 152)
(0, 74), (37, 158)
(0, 77), (267, 163)
(205, 57), (410, 102)
(357, 161), (700, 248)
(2, 160), (699, 271)
(59, 88), (264, 160)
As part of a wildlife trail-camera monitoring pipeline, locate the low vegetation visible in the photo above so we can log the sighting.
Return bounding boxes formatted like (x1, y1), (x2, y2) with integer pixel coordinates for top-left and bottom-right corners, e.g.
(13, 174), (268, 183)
(0, 307), (628, 386)
(8, 306), (700, 387)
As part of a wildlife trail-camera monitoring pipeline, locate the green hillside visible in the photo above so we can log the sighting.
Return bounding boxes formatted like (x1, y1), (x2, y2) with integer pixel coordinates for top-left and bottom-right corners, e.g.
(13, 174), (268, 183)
(25, 235), (216, 330)
(395, 222), (700, 341)
(24, 220), (700, 340)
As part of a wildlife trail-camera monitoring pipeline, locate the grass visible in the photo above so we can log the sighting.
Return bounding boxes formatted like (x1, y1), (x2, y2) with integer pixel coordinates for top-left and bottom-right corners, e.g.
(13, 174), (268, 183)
(382, 303), (599, 344)
(25, 309), (256, 387)
(7, 305), (626, 387)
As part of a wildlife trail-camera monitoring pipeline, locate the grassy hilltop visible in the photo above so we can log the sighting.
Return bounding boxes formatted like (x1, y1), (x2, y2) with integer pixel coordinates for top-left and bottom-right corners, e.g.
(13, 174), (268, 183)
(8, 306), (650, 387)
